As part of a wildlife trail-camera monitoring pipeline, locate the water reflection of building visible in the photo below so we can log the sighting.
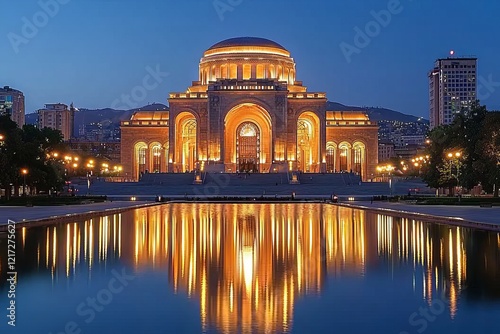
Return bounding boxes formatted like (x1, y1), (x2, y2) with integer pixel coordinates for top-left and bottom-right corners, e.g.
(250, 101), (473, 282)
(125, 203), (369, 333)
(4, 204), (500, 332)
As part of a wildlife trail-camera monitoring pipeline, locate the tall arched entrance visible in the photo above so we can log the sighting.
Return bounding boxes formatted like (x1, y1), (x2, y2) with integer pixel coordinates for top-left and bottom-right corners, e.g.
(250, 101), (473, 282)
(297, 112), (320, 173)
(224, 103), (272, 173)
(134, 142), (147, 179)
(236, 122), (260, 172)
(175, 112), (197, 172)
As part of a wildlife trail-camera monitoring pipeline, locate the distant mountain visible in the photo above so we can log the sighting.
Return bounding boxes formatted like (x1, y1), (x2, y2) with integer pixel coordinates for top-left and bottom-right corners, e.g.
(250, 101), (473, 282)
(25, 102), (426, 129)
(24, 103), (169, 130)
(327, 101), (428, 123)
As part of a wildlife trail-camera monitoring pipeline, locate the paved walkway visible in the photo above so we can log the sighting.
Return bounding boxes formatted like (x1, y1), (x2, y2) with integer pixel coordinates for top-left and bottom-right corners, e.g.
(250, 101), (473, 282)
(1, 199), (498, 232)
(0, 201), (152, 225)
(345, 201), (500, 226)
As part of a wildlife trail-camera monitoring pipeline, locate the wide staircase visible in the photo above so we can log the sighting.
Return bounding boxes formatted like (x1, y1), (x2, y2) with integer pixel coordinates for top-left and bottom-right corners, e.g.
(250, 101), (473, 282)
(139, 173), (196, 185)
(298, 173), (361, 186)
(204, 172), (289, 187)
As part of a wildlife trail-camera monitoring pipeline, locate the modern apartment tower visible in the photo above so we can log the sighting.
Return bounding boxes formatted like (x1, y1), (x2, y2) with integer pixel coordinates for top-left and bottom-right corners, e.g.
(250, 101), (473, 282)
(429, 56), (477, 129)
(0, 86), (25, 127)
(38, 103), (75, 141)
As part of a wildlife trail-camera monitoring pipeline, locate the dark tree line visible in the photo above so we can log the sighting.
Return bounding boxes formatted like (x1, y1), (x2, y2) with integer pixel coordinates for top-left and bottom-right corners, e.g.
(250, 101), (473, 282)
(0, 115), (67, 200)
(422, 103), (500, 197)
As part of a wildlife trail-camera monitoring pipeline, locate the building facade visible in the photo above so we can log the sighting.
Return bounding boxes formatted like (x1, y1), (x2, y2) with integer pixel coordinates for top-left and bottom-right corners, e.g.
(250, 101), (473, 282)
(0, 86), (25, 127)
(429, 57), (477, 129)
(121, 37), (379, 180)
(38, 103), (75, 141)
(378, 141), (396, 163)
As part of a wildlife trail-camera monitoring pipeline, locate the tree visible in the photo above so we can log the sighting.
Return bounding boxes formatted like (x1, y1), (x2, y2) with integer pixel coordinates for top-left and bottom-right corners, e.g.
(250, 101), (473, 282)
(0, 116), (67, 200)
(475, 112), (500, 197)
(422, 103), (500, 196)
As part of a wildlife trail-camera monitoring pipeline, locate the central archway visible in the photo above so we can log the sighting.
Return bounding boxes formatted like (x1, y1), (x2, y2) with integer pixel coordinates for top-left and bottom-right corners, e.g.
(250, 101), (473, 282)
(237, 122), (260, 172)
(224, 103), (272, 173)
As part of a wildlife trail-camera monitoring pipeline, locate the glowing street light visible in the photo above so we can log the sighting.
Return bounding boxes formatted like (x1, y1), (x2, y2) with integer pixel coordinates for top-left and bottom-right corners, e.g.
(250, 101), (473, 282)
(446, 150), (463, 196)
(21, 168), (28, 196)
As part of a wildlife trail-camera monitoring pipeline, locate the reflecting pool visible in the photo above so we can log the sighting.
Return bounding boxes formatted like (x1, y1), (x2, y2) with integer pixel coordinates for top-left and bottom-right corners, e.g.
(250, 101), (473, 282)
(1, 203), (500, 333)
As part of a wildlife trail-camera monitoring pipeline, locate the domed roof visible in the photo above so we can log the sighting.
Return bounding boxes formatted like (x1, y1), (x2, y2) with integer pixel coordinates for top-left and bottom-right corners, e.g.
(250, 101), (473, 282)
(208, 37), (287, 51)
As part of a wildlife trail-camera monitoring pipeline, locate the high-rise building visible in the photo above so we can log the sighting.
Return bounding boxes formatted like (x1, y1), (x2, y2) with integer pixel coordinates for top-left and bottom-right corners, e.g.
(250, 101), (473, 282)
(429, 56), (477, 129)
(0, 86), (25, 127)
(38, 103), (75, 141)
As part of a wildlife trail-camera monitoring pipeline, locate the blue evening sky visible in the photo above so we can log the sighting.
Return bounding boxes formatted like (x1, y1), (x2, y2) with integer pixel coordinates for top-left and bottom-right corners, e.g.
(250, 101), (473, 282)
(2, 0), (499, 118)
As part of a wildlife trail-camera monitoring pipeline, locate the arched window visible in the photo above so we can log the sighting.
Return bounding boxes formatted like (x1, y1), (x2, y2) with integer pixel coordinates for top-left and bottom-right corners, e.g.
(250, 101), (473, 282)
(326, 143), (336, 172)
(152, 145), (161, 173)
(353, 142), (366, 176)
(339, 143), (351, 172)
(134, 142), (148, 179)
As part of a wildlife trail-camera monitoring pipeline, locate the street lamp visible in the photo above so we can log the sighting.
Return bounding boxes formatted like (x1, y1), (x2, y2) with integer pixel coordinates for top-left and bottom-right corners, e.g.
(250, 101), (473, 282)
(21, 168), (28, 196)
(446, 150), (462, 196)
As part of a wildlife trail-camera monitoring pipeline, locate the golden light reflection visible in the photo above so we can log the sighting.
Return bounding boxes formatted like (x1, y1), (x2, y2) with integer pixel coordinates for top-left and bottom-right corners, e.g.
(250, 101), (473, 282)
(124, 203), (369, 333)
(9, 204), (500, 333)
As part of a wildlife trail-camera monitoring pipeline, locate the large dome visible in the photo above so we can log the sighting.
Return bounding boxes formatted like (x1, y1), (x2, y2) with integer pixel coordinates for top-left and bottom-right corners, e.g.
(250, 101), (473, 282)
(207, 37), (287, 52)
(197, 36), (297, 86)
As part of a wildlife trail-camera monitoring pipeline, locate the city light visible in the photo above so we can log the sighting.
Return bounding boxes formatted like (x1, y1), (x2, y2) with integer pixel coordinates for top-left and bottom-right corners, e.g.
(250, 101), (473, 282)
(21, 168), (28, 196)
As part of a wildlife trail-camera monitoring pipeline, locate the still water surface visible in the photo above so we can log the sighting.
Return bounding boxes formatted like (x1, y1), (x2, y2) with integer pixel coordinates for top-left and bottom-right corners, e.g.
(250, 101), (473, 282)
(1, 203), (500, 333)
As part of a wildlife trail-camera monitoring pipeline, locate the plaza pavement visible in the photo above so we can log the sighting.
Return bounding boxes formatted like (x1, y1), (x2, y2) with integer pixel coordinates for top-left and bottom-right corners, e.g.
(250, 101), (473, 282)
(0, 201), (154, 229)
(342, 201), (500, 229)
(0, 196), (498, 233)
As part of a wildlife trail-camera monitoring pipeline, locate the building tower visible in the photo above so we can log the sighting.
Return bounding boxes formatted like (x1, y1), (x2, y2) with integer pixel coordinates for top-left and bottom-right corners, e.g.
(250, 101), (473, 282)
(37, 103), (74, 141)
(429, 55), (477, 129)
(0, 86), (25, 127)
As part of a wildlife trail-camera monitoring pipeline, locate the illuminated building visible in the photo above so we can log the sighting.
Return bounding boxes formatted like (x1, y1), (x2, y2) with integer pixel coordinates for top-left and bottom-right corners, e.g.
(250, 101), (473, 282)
(429, 56), (477, 129)
(121, 37), (378, 180)
(0, 85), (25, 127)
(37, 103), (76, 141)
